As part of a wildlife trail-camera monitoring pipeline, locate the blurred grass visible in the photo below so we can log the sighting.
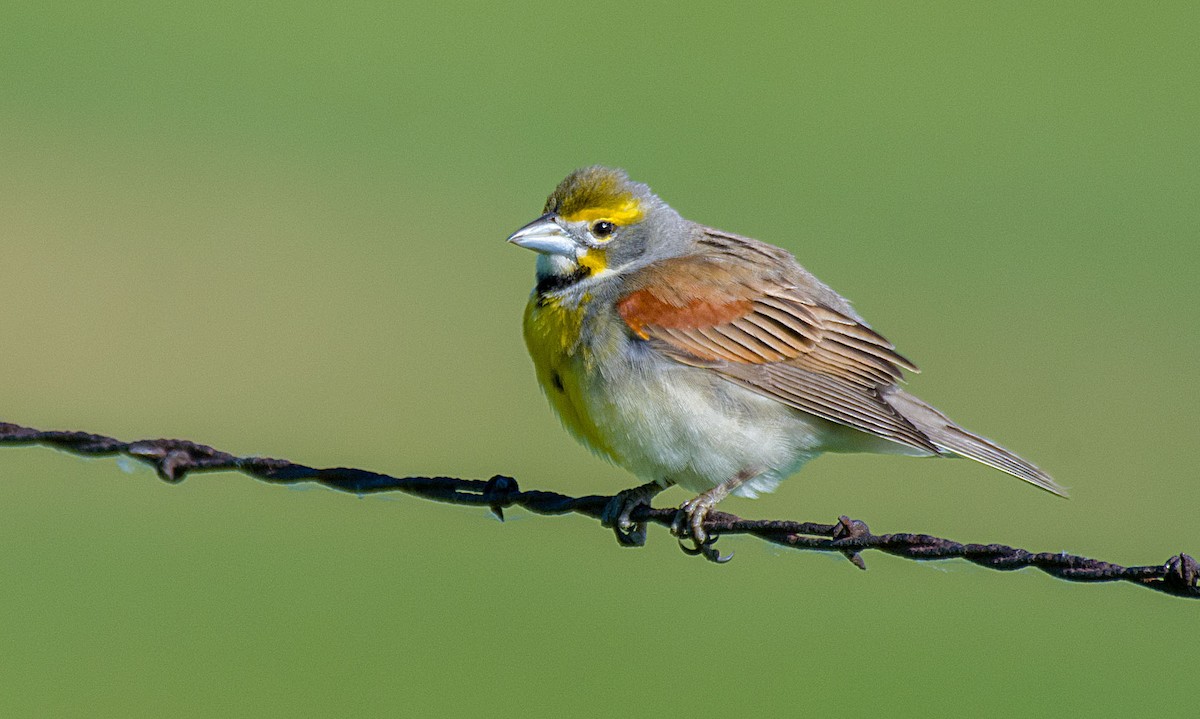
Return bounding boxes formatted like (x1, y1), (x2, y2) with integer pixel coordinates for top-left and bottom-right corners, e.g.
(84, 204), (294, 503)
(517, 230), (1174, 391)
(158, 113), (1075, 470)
(0, 2), (1196, 717)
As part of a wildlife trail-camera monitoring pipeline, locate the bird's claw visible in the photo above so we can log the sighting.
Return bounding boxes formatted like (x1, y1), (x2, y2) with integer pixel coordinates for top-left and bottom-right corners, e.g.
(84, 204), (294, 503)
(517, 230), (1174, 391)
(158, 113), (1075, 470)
(670, 500), (733, 563)
(675, 533), (733, 563)
(600, 483), (662, 548)
(671, 497), (711, 543)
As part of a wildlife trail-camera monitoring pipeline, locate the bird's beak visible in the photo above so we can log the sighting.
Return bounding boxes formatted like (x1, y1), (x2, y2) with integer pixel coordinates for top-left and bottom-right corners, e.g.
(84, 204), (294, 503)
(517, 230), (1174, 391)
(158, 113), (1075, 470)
(506, 213), (577, 257)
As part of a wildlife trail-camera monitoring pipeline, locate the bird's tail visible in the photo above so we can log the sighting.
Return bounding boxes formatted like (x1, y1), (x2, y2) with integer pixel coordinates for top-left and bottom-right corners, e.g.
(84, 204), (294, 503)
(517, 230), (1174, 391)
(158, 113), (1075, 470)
(885, 388), (1068, 497)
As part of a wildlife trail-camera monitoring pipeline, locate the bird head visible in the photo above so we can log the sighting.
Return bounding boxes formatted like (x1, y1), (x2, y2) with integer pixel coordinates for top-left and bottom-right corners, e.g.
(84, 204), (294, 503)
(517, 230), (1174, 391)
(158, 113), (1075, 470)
(507, 166), (686, 288)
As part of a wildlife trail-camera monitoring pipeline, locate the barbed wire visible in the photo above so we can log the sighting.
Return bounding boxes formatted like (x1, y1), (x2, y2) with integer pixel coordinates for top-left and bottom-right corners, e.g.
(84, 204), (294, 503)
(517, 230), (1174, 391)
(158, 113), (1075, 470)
(0, 420), (1194, 599)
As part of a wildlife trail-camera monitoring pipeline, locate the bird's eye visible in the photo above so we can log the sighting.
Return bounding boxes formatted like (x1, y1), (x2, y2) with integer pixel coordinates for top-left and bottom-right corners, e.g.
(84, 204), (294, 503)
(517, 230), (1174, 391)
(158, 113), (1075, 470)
(591, 221), (615, 238)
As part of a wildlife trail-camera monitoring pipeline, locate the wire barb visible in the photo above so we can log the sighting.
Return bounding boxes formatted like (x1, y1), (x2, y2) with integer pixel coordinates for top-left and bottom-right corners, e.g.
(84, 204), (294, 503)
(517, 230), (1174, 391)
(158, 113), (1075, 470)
(0, 421), (1195, 599)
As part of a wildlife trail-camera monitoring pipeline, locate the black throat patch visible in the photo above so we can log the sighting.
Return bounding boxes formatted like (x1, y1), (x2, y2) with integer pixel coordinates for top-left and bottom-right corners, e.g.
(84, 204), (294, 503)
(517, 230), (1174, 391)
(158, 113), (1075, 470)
(535, 266), (591, 305)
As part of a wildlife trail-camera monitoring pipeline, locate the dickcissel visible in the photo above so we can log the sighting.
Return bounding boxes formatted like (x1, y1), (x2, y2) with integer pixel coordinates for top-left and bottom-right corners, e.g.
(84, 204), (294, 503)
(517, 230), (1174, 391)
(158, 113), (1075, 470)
(508, 166), (1064, 559)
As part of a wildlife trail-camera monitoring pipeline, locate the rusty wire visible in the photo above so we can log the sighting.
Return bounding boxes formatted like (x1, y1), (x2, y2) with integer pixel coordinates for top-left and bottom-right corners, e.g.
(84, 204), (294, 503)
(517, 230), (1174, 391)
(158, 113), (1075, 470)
(0, 420), (1194, 599)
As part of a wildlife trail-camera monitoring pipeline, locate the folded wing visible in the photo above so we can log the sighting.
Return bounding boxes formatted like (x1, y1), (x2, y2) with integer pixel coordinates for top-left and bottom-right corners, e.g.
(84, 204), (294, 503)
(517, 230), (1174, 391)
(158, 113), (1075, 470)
(615, 228), (1065, 496)
(616, 233), (938, 453)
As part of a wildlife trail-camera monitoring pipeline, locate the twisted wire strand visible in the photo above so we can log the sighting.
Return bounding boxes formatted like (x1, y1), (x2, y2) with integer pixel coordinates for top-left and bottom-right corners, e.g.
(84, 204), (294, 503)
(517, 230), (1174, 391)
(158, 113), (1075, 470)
(0, 421), (1194, 599)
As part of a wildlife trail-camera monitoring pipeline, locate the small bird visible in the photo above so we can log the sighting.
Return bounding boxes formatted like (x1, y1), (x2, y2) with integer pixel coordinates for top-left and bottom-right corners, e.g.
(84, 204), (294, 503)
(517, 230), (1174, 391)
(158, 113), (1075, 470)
(508, 166), (1064, 560)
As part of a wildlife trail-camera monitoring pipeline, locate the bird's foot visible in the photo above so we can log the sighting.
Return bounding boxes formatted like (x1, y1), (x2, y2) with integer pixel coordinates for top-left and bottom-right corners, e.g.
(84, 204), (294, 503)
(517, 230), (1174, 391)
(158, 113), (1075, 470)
(671, 496), (733, 563)
(600, 482), (664, 547)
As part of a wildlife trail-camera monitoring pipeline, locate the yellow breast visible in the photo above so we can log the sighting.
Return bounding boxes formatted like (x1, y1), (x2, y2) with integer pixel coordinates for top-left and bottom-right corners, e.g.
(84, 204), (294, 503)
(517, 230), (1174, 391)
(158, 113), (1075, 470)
(522, 293), (621, 462)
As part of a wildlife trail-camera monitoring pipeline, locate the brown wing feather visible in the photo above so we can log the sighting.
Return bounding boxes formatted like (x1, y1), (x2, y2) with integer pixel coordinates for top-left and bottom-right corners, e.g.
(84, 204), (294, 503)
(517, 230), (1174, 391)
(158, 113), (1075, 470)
(616, 235), (938, 453)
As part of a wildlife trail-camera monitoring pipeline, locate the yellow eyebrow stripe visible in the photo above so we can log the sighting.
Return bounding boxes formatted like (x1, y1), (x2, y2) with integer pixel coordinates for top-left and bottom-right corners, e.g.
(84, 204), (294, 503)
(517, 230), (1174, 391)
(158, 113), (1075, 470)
(561, 200), (644, 226)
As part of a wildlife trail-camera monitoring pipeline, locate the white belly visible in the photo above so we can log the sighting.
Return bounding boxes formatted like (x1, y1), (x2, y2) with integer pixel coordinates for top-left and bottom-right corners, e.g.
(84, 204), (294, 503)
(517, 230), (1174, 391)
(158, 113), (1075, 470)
(576, 356), (839, 497)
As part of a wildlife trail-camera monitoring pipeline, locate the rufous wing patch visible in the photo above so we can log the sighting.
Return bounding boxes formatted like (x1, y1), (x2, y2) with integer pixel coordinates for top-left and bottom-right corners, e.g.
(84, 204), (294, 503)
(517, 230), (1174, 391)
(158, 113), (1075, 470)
(615, 254), (916, 379)
(617, 289), (753, 342)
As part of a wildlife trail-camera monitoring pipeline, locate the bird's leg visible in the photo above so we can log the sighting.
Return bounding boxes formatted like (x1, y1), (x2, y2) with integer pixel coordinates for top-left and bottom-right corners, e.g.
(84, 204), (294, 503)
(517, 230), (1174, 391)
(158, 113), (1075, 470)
(671, 470), (756, 562)
(600, 480), (670, 547)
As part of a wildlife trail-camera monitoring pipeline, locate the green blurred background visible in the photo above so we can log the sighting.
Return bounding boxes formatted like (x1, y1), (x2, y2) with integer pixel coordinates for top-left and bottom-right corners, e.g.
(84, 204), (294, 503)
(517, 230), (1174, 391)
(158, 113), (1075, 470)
(1, 2), (1196, 716)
